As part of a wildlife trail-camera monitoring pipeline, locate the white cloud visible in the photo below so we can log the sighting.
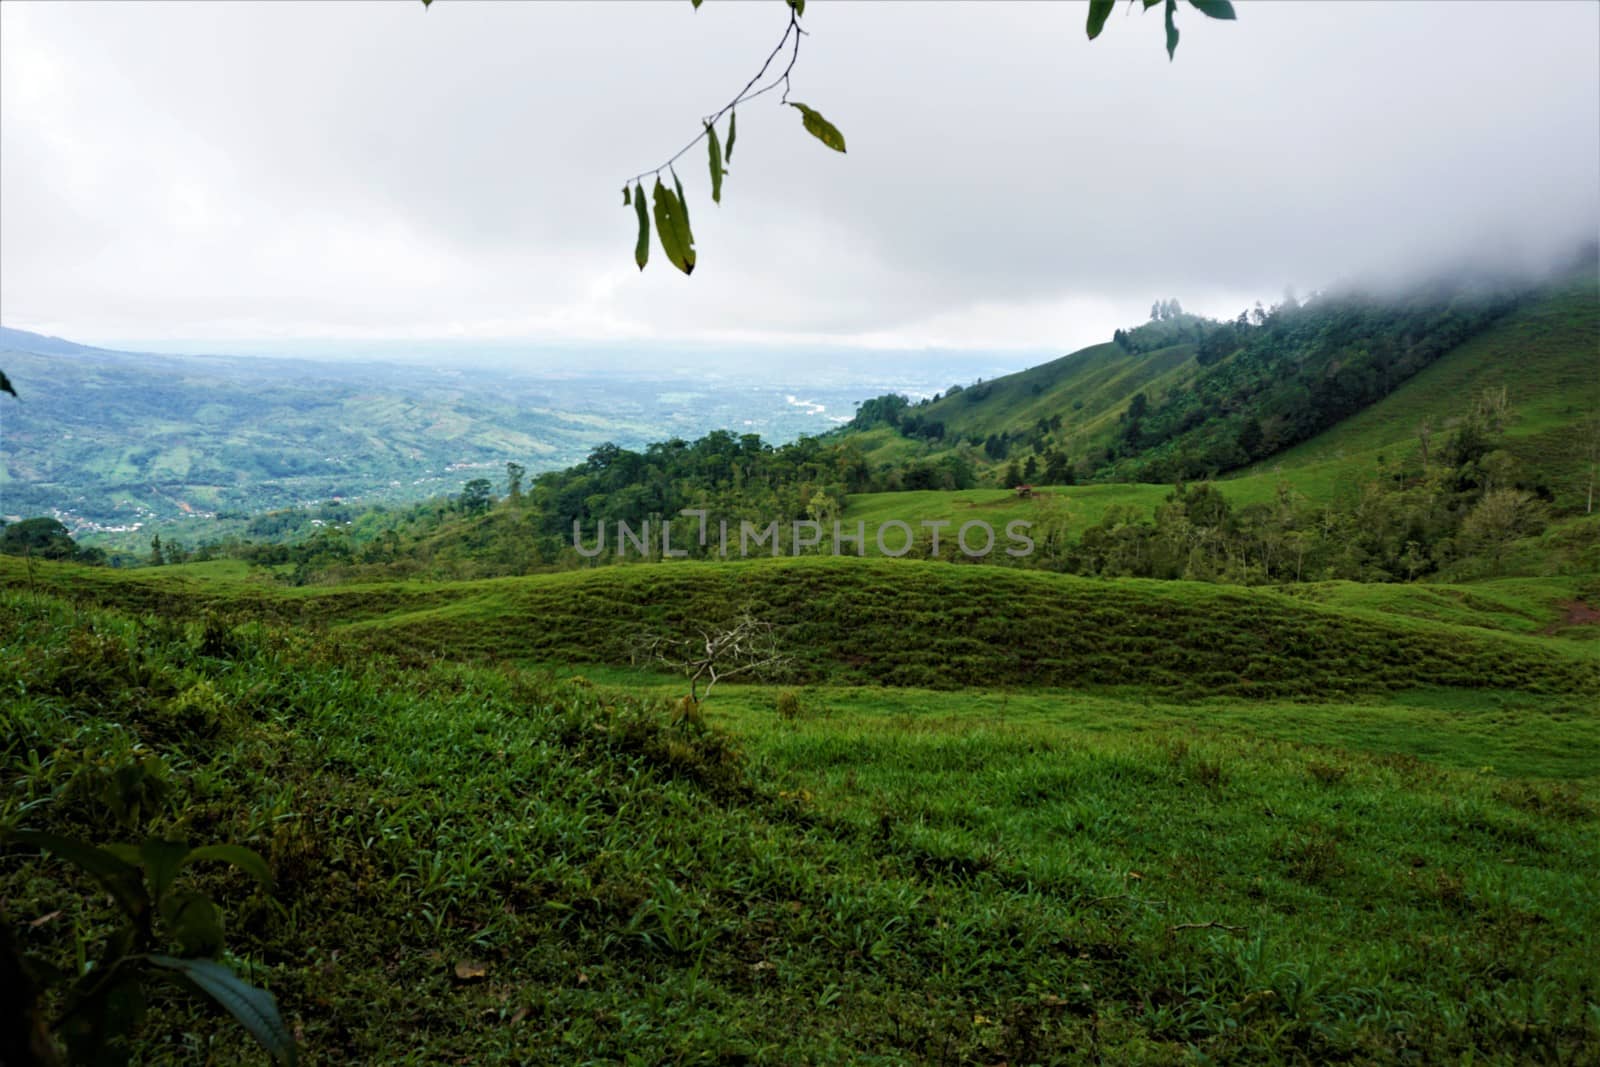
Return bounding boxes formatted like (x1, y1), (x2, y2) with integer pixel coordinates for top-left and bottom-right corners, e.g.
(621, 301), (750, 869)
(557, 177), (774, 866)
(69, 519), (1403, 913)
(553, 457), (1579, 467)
(2, 1), (1596, 351)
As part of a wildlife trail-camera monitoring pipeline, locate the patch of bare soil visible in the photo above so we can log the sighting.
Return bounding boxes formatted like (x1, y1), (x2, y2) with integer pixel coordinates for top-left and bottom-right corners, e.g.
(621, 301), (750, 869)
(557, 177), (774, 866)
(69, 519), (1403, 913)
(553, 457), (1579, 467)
(1541, 600), (1600, 634)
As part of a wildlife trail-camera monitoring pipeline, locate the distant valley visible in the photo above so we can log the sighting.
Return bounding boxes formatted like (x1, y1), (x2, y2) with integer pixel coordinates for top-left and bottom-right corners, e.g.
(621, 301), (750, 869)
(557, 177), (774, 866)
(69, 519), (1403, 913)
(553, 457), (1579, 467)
(0, 327), (1013, 545)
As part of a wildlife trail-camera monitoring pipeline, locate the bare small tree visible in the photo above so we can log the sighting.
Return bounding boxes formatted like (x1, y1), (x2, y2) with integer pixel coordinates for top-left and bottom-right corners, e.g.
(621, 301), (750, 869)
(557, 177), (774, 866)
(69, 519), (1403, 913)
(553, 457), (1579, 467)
(634, 613), (791, 703)
(1476, 385), (1511, 434)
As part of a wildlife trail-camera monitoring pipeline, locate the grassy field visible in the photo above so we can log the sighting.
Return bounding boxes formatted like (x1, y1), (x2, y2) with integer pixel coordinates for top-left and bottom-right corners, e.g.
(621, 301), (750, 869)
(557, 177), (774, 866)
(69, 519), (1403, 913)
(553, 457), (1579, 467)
(839, 471), (1362, 550)
(3, 585), (1597, 1064)
(4, 555), (1597, 699)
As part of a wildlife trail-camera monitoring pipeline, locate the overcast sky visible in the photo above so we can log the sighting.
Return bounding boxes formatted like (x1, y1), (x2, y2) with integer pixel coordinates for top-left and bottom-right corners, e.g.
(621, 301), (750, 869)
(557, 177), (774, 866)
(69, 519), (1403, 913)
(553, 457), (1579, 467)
(2, 0), (1596, 358)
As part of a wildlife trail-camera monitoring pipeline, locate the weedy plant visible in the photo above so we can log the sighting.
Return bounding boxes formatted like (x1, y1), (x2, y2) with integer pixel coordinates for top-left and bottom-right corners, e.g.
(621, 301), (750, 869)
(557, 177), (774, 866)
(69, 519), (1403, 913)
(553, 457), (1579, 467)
(2, 828), (293, 1065)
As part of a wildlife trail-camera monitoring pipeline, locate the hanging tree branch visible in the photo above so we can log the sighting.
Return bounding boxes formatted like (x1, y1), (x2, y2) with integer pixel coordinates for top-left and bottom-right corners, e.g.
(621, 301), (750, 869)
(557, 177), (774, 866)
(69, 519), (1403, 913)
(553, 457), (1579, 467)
(622, 5), (805, 192)
(421, 0), (1236, 277)
(620, 0), (846, 276)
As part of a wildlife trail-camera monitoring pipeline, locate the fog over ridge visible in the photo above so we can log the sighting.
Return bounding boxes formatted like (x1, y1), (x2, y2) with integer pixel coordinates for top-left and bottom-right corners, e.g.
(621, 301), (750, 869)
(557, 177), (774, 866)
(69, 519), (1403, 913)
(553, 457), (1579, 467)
(2, 1), (1595, 357)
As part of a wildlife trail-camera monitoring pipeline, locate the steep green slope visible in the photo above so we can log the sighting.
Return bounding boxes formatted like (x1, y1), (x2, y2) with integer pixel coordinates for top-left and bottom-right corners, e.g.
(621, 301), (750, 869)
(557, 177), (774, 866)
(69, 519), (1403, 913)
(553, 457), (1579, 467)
(5, 555), (1595, 698)
(1245, 276), (1600, 508)
(912, 340), (1200, 450)
(843, 273), (1593, 493)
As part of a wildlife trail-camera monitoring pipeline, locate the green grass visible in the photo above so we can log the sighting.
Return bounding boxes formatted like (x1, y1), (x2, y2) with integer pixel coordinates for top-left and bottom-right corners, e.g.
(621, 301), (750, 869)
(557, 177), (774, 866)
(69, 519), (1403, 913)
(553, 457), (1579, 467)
(889, 340), (1205, 464)
(5, 555), (1597, 699)
(840, 473), (1372, 545)
(564, 679), (1599, 785)
(842, 483), (1174, 542)
(1281, 576), (1600, 644)
(4, 591), (1597, 1063)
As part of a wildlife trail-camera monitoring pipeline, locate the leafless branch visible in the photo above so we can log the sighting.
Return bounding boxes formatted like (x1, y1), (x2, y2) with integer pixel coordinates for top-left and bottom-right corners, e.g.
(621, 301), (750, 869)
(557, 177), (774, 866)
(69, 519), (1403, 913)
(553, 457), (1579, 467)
(633, 612), (792, 702)
(1087, 893), (1169, 910)
(1166, 920), (1248, 935)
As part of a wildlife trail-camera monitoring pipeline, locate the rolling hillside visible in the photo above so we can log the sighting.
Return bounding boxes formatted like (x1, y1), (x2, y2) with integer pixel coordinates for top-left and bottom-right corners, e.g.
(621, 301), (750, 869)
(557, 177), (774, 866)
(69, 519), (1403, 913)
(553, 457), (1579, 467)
(4, 554), (1594, 699)
(8, 581), (1597, 1063)
(898, 338), (1201, 459)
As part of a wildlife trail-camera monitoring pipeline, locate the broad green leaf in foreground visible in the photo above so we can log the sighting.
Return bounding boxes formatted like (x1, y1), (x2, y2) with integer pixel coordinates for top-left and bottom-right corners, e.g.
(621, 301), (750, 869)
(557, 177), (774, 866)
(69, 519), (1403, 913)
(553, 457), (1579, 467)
(150, 955), (298, 1066)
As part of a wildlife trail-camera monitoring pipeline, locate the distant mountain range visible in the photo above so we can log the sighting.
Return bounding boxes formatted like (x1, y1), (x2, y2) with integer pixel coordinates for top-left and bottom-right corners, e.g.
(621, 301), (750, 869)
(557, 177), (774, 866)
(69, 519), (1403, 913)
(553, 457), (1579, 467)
(0, 329), (1005, 539)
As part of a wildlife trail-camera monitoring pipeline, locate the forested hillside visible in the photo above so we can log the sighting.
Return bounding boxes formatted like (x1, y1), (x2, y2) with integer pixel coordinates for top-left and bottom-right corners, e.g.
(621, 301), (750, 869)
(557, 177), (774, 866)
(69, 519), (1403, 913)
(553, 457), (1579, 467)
(843, 266), (1597, 490)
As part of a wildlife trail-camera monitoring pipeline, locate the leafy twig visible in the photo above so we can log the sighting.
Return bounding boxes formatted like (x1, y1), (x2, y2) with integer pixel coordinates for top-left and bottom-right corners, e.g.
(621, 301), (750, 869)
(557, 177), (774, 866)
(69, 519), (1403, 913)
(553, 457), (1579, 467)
(623, 7), (803, 187)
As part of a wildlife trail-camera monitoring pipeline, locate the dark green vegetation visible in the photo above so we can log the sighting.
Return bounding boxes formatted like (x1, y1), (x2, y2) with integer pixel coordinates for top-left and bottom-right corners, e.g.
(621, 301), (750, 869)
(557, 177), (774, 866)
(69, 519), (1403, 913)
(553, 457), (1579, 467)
(5, 557), (1597, 1063)
(1, 518), (105, 565)
(141, 373), (1597, 591)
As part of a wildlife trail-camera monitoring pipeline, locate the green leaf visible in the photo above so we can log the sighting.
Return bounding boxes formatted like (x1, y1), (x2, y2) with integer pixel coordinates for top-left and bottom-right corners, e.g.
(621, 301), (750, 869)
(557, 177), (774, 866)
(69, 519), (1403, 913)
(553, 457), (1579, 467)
(1187, 0), (1236, 18)
(1086, 0), (1115, 39)
(7, 830), (149, 919)
(691, 0), (702, 7)
(652, 178), (694, 275)
(0, 369), (14, 398)
(140, 838), (191, 905)
(725, 109), (737, 163)
(786, 0), (804, 15)
(672, 167), (692, 237)
(105, 842), (141, 864)
(150, 956), (298, 1066)
(1143, 0), (1161, 9)
(622, 185), (630, 206)
(634, 184), (650, 271)
(788, 103), (846, 154)
(706, 123), (724, 204)
(421, 0), (433, 7)
(184, 843), (272, 890)
(1165, 0), (1179, 60)
(163, 891), (225, 957)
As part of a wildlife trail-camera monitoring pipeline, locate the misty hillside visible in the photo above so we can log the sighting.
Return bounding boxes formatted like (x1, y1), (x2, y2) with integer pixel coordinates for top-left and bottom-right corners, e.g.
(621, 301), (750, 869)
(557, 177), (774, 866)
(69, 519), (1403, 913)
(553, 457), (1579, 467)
(840, 268), (1599, 505)
(1249, 276), (1600, 505)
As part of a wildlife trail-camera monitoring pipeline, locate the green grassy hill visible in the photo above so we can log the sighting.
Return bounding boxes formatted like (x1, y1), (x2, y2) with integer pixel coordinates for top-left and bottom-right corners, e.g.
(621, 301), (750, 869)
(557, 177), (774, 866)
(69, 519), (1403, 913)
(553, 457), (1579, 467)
(5, 554), (1595, 699)
(888, 338), (1203, 462)
(5, 575), (1598, 1063)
